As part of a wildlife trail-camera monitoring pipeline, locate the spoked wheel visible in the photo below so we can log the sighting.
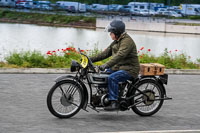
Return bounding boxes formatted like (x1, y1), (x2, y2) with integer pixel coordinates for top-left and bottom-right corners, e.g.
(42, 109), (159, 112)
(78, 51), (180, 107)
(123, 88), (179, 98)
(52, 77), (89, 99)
(47, 80), (84, 118)
(131, 79), (164, 116)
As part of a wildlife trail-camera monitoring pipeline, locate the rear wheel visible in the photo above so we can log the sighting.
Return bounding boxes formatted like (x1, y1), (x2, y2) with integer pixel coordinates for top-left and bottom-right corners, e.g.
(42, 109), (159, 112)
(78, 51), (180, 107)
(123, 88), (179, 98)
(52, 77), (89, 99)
(47, 80), (84, 118)
(131, 79), (164, 116)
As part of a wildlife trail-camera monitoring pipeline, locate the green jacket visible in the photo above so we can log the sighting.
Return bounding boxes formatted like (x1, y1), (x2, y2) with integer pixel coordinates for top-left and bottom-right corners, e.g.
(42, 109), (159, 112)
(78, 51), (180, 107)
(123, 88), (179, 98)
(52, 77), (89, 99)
(90, 33), (140, 78)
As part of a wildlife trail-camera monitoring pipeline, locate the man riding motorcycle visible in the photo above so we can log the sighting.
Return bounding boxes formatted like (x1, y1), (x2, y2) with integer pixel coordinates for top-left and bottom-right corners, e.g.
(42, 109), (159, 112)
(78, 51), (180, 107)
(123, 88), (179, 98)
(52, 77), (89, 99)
(90, 20), (140, 111)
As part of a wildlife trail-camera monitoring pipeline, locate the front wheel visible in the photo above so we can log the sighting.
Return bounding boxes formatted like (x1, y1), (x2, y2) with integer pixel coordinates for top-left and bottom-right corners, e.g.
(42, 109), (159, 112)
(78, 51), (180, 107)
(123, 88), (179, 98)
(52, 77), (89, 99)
(47, 80), (84, 118)
(131, 79), (164, 116)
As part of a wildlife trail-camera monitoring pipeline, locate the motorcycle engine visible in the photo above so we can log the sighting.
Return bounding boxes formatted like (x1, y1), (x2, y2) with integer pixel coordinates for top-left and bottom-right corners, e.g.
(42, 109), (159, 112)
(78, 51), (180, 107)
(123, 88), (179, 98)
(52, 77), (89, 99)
(91, 85), (110, 107)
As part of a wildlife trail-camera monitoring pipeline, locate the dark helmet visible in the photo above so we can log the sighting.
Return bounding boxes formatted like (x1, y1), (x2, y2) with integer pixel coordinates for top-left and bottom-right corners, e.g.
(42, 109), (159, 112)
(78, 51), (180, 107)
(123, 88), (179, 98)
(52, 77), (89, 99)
(105, 20), (125, 36)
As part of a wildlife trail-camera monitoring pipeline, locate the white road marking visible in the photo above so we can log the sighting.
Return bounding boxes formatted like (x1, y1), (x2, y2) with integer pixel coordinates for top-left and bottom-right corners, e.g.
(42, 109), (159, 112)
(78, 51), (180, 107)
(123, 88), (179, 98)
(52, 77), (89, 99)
(95, 130), (200, 133)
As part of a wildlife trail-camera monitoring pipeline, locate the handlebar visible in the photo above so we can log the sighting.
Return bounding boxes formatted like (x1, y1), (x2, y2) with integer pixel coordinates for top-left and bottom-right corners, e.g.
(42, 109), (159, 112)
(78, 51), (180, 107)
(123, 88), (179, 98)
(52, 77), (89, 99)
(78, 48), (110, 74)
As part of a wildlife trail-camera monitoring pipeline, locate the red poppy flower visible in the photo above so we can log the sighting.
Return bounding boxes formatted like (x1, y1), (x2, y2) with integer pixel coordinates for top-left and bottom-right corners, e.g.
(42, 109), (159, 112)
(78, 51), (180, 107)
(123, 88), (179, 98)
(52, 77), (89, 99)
(81, 50), (84, 52)
(66, 48), (71, 51)
(140, 47), (144, 50)
(46, 51), (51, 55)
(57, 49), (60, 51)
(148, 49), (151, 52)
(169, 51), (172, 53)
(67, 53), (70, 55)
(140, 56), (143, 59)
(52, 51), (56, 53)
(175, 49), (178, 52)
(137, 51), (140, 53)
(46, 51), (53, 55)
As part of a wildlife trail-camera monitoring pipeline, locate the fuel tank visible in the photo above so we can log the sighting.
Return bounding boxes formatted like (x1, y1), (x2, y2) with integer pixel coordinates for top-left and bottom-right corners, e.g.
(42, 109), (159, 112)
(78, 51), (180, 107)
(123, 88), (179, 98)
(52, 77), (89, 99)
(88, 73), (110, 84)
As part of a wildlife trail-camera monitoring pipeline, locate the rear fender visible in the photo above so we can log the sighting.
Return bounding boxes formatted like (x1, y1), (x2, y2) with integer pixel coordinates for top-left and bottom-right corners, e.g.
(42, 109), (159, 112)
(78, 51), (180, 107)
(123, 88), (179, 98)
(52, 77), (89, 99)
(156, 78), (167, 96)
(140, 76), (167, 96)
(55, 75), (88, 110)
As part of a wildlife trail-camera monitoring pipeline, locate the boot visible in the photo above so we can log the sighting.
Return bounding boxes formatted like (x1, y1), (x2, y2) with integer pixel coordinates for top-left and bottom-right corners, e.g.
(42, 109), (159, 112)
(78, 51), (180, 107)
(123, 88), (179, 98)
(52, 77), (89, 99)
(104, 101), (119, 111)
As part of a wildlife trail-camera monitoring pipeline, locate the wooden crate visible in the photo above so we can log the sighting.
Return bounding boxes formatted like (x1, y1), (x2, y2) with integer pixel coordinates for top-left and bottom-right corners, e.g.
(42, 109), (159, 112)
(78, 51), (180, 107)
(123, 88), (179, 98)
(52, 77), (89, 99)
(140, 63), (165, 76)
(140, 64), (156, 76)
(151, 63), (165, 75)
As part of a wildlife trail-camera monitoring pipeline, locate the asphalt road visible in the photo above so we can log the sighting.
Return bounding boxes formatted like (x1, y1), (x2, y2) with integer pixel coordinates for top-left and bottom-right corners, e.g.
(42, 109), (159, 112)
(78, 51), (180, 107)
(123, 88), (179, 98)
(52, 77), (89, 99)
(0, 74), (200, 133)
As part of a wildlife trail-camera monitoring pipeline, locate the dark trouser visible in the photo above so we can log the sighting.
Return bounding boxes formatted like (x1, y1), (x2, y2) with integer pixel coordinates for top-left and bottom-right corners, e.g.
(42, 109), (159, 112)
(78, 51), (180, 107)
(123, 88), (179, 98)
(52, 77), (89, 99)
(106, 69), (132, 101)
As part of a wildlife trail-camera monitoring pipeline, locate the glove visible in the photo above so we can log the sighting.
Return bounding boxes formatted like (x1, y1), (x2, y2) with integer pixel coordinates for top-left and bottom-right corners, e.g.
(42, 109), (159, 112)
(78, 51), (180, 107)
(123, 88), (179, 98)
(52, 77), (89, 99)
(99, 64), (108, 71)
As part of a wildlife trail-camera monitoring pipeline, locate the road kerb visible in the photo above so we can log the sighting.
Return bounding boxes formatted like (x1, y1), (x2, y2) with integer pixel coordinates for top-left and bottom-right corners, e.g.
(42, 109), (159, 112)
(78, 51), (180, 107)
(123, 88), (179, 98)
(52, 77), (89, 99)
(0, 68), (200, 75)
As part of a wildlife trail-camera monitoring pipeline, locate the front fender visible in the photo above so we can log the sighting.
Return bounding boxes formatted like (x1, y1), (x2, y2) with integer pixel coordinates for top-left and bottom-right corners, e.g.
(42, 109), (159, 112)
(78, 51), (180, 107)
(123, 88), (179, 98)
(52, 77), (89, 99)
(55, 75), (88, 110)
(55, 75), (76, 83)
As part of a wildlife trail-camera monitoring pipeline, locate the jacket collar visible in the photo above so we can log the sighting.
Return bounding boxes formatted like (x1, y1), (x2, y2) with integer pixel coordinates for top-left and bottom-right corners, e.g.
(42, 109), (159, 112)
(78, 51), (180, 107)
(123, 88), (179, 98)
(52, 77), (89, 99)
(116, 32), (126, 42)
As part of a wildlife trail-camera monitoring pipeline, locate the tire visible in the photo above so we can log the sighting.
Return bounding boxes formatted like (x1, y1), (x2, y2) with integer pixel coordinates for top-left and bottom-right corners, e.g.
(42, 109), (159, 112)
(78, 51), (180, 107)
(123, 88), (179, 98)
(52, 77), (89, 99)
(47, 80), (84, 118)
(131, 79), (164, 116)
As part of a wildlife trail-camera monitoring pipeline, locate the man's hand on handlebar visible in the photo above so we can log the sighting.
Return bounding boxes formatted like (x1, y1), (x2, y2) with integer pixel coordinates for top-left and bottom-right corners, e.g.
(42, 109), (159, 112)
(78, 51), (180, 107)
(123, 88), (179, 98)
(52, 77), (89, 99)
(99, 64), (108, 71)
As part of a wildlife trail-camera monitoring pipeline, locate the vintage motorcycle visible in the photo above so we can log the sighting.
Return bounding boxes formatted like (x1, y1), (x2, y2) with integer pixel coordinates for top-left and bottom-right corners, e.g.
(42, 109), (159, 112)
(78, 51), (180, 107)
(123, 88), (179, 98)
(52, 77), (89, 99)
(47, 48), (172, 118)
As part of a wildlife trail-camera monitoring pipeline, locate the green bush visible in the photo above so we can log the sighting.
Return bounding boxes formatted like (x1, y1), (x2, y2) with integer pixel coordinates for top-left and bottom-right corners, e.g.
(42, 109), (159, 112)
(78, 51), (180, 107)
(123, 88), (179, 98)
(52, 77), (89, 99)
(196, 58), (200, 65)
(5, 52), (24, 66)
(82, 17), (96, 23)
(5, 51), (48, 68)
(0, 10), (3, 18)
(138, 48), (199, 69)
(2, 47), (200, 69)
(174, 22), (200, 26)
(189, 15), (200, 20)
(0, 10), (10, 18)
